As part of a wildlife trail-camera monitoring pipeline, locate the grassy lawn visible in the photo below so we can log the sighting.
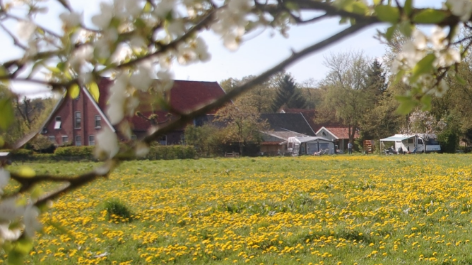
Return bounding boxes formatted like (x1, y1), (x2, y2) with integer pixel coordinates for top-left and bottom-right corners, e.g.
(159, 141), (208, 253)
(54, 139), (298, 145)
(5, 154), (472, 264)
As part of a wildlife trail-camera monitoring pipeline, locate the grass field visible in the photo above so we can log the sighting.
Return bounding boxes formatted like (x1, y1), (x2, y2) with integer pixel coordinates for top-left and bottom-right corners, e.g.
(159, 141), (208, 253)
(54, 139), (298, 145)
(5, 154), (472, 264)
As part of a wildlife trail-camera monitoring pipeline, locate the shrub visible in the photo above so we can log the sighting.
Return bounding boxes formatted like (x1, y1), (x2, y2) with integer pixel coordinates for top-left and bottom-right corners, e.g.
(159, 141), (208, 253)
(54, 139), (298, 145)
(102, 199), (133, 222)
(147, 145), (196, 160)
(54, 146), (95, 157)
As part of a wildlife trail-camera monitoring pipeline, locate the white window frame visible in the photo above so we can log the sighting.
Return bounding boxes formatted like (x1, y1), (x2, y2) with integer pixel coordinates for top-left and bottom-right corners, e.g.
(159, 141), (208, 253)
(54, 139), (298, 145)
(75, 135), (82, 146)
(54, 116), (61, 130)
(95, 115), (101, 128)
(62, 135), (68, 144)
(48, 136), (55, 143)
(75, 112), (81, 129)
(88, 135), (95, 146)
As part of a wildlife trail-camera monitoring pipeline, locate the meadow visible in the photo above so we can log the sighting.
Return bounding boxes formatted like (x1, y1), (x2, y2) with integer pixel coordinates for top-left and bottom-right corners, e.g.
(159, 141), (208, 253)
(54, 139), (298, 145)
(5, 154), (472, 264)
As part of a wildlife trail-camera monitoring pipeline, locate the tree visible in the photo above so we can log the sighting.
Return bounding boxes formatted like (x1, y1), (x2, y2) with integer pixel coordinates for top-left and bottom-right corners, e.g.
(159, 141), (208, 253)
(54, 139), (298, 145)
(215, 102), (269, 155)
(271, 73), (307, 111)
(319, 51), (374, 143)
(1, 0), (472, 259)
(365, 59), (387, 94)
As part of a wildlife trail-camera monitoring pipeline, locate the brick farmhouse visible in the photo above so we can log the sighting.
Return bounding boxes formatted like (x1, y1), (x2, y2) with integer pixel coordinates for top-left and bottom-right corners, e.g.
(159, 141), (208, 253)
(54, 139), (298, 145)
(40, 79), (226, 146)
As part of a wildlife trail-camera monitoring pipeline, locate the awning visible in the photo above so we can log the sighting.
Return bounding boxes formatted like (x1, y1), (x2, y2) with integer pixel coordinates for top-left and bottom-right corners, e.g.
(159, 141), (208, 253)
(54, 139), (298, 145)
(380, 135), (415, 142)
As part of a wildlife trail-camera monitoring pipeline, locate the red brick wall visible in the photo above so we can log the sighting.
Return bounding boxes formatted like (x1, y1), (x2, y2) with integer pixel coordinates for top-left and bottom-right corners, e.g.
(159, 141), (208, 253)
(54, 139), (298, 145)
(41, 89), (106, 146)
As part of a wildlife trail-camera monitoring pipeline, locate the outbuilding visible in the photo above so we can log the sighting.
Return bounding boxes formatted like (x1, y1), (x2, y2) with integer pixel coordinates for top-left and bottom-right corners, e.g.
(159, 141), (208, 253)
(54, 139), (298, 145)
(287, 136), (335, 156)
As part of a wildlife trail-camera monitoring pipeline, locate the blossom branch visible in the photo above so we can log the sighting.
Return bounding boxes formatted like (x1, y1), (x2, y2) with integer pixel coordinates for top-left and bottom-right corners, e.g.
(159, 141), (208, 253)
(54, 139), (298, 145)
(143, 22), (370, 144)
(0, 23), (27, 50)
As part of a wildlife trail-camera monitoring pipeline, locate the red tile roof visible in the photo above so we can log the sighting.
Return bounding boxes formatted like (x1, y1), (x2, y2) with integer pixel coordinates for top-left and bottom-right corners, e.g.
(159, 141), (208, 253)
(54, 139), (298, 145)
(97, 79), (226, 132)
(323, 127), (360, 139)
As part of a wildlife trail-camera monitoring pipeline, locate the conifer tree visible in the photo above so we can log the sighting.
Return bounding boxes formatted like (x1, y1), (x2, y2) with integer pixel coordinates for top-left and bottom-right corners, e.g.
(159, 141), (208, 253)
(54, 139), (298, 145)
(271, 74), (307, 112)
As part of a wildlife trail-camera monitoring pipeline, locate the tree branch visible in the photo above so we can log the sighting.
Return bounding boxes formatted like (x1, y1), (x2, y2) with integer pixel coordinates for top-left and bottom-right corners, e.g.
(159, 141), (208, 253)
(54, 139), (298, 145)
(143, 22), (371, 144)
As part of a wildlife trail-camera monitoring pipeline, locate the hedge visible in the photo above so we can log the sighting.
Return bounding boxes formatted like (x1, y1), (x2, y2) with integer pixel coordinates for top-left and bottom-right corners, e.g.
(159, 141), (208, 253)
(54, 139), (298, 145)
(54, 146), (95, 157)
(146, 145), (196, 160)
(2, 145), (196, 162)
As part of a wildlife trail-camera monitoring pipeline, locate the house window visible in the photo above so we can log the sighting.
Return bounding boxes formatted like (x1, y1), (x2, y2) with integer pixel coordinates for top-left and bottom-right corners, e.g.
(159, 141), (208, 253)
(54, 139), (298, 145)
(95, 115), (101, 128)
(48, 136), (55, 143)
(54, 116), (61, 129)
(75, 135), (82, 146)
(89, 135), (95, 146)
(75, 112), (81, 129)
(42, 127), (48, 134)
(62, 135), (68, 144)
(159, 135), (167, 145)
(131, 135), (137, 140)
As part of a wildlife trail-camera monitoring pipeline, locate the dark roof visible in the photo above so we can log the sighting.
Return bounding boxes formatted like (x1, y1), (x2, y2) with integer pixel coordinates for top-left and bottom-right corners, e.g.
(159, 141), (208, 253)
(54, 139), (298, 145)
(280, 108), (343, 132)
(260, 113), (316, 136)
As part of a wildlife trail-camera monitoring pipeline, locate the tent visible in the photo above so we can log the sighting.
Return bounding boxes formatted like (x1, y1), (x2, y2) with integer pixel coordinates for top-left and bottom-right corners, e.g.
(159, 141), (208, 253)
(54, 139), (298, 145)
(287, 136), (335, 156)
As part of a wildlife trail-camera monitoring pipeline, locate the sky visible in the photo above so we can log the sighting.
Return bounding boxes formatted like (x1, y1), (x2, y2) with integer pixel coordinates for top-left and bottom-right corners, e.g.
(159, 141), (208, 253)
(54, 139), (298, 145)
(0, 0), (443, 96)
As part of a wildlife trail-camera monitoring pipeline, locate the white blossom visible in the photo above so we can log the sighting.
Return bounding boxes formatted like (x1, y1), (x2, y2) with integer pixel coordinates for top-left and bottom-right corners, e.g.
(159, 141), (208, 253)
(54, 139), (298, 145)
(0, 198), (24, 222)
(447, 0), (472, 21)
(435, 79), (449, 97)
(59, 12), (81, 28)
(69, 45), (93, 71)
(23, 205), (41, 238)
(154, 0), (176, 19)
(430, 26), (447, 51)
(0, 224), (21, 241)
(0, 169), (10, 195)
(95, 127), (119, 159)
(436, 48), (461, 67)
(130, 66), (154, 91)
(17, 21), (36, 40)
(156, 71), (174, 91)
(91, 2), (114, 29)
(135, 142), (150, 157)
(106, 75), (128, 124)
(412, 30), (427, 50)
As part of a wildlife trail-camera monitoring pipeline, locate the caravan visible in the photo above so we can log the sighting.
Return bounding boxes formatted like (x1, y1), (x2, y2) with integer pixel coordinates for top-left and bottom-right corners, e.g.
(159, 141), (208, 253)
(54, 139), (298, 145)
(380, 134), (441, 153)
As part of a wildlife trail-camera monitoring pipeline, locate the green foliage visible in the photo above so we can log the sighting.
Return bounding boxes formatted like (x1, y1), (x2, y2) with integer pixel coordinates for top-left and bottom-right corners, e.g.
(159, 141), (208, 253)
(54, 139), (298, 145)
(413, 9), (447, 23)
(54, 146), (95, 157)
(0, 97), (14, 130)
(438, 129), (459, 153)
(102, 199), (133, 222)
(146, 145), (196, 160)
(271, 73), (307, 111)
(185, 124), (224, 157)
(374, 5), (400, 23)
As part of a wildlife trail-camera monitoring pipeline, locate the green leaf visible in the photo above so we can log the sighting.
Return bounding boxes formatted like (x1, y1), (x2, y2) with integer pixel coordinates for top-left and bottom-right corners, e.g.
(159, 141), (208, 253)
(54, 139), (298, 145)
(0, 65), (9, 86)
(385, 25), (397, 41)
(396, 95), (418, 114)
(455, 74), (466, 85)
(375, 5), (400, 23)
(398, 21), (413, 37)
(69, 83), (80, 99)
(143, 2), (152, 12)
(420, 94), (432, 111)
(410, 54), (436, 83)
(404, 0), (413, 16)
(8, 250), (24, 265)
(31, 186), (44, 200)
(14, 238), (34, 255)
(18, 167), (35, 178)
(88, 82), (100, 103)
(345, 2), (369, 15)
(0, 98), (14, 130)
(413, 9), (447, 23)
(285, 2), (299, 11)
(45, 65), (61, 74)
(373, 0), (381, 4)
(57, 62), (66, 71)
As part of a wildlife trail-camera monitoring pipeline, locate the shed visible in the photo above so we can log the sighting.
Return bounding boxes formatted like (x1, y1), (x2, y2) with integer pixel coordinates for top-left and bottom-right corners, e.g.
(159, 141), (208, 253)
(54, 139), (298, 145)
(287, 136), (335, 156)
